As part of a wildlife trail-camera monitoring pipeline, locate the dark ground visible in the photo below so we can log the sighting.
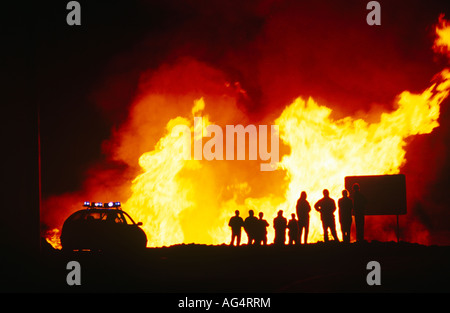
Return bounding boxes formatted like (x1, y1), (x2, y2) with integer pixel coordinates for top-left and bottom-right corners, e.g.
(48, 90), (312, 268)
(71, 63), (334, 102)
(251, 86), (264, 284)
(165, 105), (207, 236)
(4, 241), (450, 293)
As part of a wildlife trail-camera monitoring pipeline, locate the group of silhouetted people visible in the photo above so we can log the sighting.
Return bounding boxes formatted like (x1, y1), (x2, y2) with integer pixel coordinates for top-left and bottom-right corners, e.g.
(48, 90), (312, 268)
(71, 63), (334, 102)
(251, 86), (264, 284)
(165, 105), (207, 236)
(228, 210), (270, 246)
(228, 183), (366, 246)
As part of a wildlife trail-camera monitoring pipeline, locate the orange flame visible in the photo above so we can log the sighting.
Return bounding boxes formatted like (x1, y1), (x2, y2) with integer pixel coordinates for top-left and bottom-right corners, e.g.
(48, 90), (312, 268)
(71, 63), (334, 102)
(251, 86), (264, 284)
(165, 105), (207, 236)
(434, 14), (450, 56)
(45, 228), (62, 250)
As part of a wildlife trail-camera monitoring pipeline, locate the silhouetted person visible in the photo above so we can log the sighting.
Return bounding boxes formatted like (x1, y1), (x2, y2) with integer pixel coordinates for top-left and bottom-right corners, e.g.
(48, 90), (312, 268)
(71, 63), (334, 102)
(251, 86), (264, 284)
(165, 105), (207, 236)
(256, 212), (269, 245)
(244, 210), (259, 245)
(273, 210), (287, 245)
(296, 191), (311, 244)
(287, 213), (300, 245)
(351, 183), (367, 242)
(338, 189), (353, 243)
(228, 210), (244, 246)
(314, 189), (339, 242)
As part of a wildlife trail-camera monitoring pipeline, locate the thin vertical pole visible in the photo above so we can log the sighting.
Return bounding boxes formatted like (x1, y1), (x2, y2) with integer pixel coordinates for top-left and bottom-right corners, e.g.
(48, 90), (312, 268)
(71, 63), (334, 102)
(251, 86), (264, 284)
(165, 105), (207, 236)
(396, 215), (399, 243)
(38, 106), (42, 253)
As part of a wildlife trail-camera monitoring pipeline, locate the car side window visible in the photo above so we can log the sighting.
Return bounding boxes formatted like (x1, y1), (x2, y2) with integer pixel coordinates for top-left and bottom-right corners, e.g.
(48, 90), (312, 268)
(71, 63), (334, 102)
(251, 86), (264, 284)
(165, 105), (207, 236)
(85, 212), (101, 221)
(107, 212), (125, 224)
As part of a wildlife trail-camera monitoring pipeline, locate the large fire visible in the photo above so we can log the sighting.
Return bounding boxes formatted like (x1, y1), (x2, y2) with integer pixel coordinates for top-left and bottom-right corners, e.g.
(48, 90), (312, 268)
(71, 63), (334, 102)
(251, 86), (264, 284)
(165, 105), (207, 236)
(125, 70), (450, 247)
(44, 16), (450, 249)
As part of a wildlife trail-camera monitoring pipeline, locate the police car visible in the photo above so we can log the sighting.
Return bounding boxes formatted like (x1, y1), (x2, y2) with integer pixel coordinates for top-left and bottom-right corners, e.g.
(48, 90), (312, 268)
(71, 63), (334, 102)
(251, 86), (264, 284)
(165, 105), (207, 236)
(60, 201), (147, 251)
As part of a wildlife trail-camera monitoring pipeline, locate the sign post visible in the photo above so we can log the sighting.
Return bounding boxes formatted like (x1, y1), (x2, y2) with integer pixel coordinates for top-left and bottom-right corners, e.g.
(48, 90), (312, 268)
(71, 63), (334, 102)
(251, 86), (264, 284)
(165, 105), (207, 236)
(345, 174), (407, 242)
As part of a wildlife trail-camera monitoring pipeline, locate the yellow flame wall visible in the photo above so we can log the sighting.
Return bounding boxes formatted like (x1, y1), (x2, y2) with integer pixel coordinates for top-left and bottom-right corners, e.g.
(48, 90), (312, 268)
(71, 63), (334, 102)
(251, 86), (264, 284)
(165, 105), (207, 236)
(123, 66), (450, 246)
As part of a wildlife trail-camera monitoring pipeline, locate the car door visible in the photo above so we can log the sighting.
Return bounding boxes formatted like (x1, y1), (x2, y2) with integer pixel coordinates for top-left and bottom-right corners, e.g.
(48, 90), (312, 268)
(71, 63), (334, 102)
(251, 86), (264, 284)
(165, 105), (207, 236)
(104, 211), (128, 247)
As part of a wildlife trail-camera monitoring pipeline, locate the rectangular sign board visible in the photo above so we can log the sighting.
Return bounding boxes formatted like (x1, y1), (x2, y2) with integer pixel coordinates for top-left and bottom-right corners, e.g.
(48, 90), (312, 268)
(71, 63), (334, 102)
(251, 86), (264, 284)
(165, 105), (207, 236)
(344, 174), (407, 215)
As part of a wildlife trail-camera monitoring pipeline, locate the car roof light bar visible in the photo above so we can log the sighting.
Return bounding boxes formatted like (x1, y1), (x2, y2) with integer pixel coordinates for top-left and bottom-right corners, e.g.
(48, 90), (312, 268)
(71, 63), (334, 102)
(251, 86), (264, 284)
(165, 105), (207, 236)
(83, 201), (121, 209)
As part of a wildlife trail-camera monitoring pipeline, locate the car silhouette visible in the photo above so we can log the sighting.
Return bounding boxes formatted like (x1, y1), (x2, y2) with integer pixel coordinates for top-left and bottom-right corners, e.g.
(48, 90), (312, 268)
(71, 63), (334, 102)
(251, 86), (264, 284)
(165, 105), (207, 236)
(60, 202), (147, 251)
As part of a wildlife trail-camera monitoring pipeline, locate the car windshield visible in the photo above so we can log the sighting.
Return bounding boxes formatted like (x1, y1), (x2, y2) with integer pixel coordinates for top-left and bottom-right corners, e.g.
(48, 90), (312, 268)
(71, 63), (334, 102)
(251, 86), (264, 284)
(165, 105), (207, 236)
(105, 211), (125, 224)
(121, 211), (136, 225)
(84, 212), (106, 221)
